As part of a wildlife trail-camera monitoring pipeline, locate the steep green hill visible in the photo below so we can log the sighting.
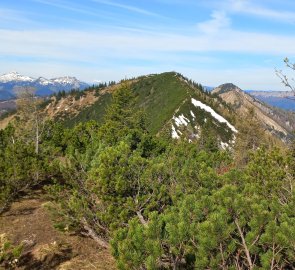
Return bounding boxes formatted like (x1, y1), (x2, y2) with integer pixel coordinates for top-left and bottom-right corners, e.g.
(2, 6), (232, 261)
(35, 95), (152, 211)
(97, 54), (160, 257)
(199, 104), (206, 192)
(55, 72), (238, 146)
(131, 72), (236, 143)
(132, 73), (190, 134)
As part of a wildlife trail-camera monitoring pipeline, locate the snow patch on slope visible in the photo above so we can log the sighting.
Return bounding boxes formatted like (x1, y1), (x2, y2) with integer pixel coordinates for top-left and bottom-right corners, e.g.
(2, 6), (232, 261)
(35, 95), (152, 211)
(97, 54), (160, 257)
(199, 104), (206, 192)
(171, 124), (180, 139)
(36, 77), (53, 86)
(191, 98), (237, 133)
(220, 141), (229, 150)
(193, 125), (201, 139)
(51, 76), (79, 85)
(173, 114), (189, 126)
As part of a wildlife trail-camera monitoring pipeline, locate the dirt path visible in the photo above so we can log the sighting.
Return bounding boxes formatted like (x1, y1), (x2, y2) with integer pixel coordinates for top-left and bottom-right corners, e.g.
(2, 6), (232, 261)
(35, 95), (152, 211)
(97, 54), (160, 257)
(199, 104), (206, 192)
(0, 115), (14, 130)
(0, 190), (117, 270)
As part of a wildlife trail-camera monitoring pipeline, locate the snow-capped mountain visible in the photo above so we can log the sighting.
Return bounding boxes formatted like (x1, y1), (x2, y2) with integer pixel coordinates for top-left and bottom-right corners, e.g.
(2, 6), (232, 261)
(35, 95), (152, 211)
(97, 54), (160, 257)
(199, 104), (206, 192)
(0, 71), (35, 83)
(35, 77), (54, 86)
(0, 72), (89, 100)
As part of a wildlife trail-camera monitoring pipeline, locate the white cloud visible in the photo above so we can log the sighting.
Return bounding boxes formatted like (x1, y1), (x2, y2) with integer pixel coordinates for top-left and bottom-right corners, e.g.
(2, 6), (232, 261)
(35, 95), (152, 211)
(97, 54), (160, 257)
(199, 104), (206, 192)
(197, 10), (230, 33)
(0, 18), (294, 90)
(1, 27), (295, 60)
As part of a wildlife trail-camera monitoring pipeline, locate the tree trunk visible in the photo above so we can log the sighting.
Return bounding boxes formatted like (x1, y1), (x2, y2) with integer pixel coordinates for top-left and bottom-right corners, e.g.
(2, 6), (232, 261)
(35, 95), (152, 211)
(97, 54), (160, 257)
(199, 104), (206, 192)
(81, 218), (109, 249)
(35, 124), (39, 155)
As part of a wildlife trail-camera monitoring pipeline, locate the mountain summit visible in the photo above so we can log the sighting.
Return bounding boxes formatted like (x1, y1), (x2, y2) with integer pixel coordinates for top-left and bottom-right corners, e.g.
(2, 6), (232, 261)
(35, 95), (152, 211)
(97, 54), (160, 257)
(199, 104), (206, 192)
(212, 83), (241, 95)
(0, 72), (89, 100)
(212, 83), (295, 142)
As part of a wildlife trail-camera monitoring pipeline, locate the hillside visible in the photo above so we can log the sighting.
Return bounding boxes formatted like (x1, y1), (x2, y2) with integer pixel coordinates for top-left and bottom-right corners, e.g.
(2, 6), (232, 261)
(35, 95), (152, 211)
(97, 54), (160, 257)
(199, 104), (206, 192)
(1, 72), (294, 270)
(44, 72), (237, 148)
(212, 83), (295, 142)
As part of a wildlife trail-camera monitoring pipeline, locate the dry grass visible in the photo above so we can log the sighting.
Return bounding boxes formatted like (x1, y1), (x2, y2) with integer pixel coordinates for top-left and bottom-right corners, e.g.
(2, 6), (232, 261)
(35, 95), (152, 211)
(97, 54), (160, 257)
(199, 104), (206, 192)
(0, 115), (14, 130)
(0, 189), (117, 270)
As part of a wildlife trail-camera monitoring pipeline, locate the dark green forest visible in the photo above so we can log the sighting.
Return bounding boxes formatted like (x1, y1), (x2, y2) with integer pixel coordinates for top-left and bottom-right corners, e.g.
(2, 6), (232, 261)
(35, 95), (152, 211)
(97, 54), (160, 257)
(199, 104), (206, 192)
(0, 84), (294, 269)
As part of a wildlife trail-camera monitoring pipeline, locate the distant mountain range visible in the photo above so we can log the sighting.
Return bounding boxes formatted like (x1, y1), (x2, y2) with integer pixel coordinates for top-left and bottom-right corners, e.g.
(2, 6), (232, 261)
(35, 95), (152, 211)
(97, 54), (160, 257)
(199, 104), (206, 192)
(0, 71), (89, 100)
(246, 90), (294, 97)
(206, 86), (295, 111)
(245, 90), (295, 111)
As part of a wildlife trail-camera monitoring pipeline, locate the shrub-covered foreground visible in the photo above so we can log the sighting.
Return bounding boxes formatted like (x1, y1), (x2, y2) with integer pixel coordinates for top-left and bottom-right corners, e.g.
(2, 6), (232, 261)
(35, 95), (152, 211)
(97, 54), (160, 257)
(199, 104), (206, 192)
(0, 84), (294, 269)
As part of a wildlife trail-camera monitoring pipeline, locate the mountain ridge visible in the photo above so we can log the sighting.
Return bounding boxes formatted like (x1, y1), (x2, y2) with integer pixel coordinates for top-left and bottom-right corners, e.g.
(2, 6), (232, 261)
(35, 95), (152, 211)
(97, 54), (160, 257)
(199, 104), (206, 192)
(40, 72), (295, 144)
(42, 72), (239, 148)
(1, 72), (293, 146)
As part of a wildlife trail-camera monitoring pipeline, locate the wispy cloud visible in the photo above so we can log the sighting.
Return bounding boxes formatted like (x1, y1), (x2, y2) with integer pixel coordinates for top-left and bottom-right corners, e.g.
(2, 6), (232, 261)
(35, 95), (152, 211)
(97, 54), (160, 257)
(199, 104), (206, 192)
(227, 0), (295, 23)
(1, 0), (294, 89)
(92, 0), (165, 18)
(33, 0), (111, 18)
(0, 25), (292, 89)
(1, 28), (295, 61)
(0, 8), (33, 24)
(196, 10), (230, 34)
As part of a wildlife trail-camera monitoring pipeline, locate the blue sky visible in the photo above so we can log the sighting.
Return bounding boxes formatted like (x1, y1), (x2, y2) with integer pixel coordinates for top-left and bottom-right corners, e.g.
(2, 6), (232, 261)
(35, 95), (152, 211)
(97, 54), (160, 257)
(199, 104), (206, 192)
(0, 0), (295, 90)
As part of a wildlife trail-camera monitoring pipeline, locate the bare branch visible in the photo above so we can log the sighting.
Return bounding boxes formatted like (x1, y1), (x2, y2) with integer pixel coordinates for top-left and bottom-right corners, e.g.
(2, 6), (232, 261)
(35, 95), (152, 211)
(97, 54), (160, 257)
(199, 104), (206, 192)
(234, 218), (254, 270)
(275, 58), (295, 94)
